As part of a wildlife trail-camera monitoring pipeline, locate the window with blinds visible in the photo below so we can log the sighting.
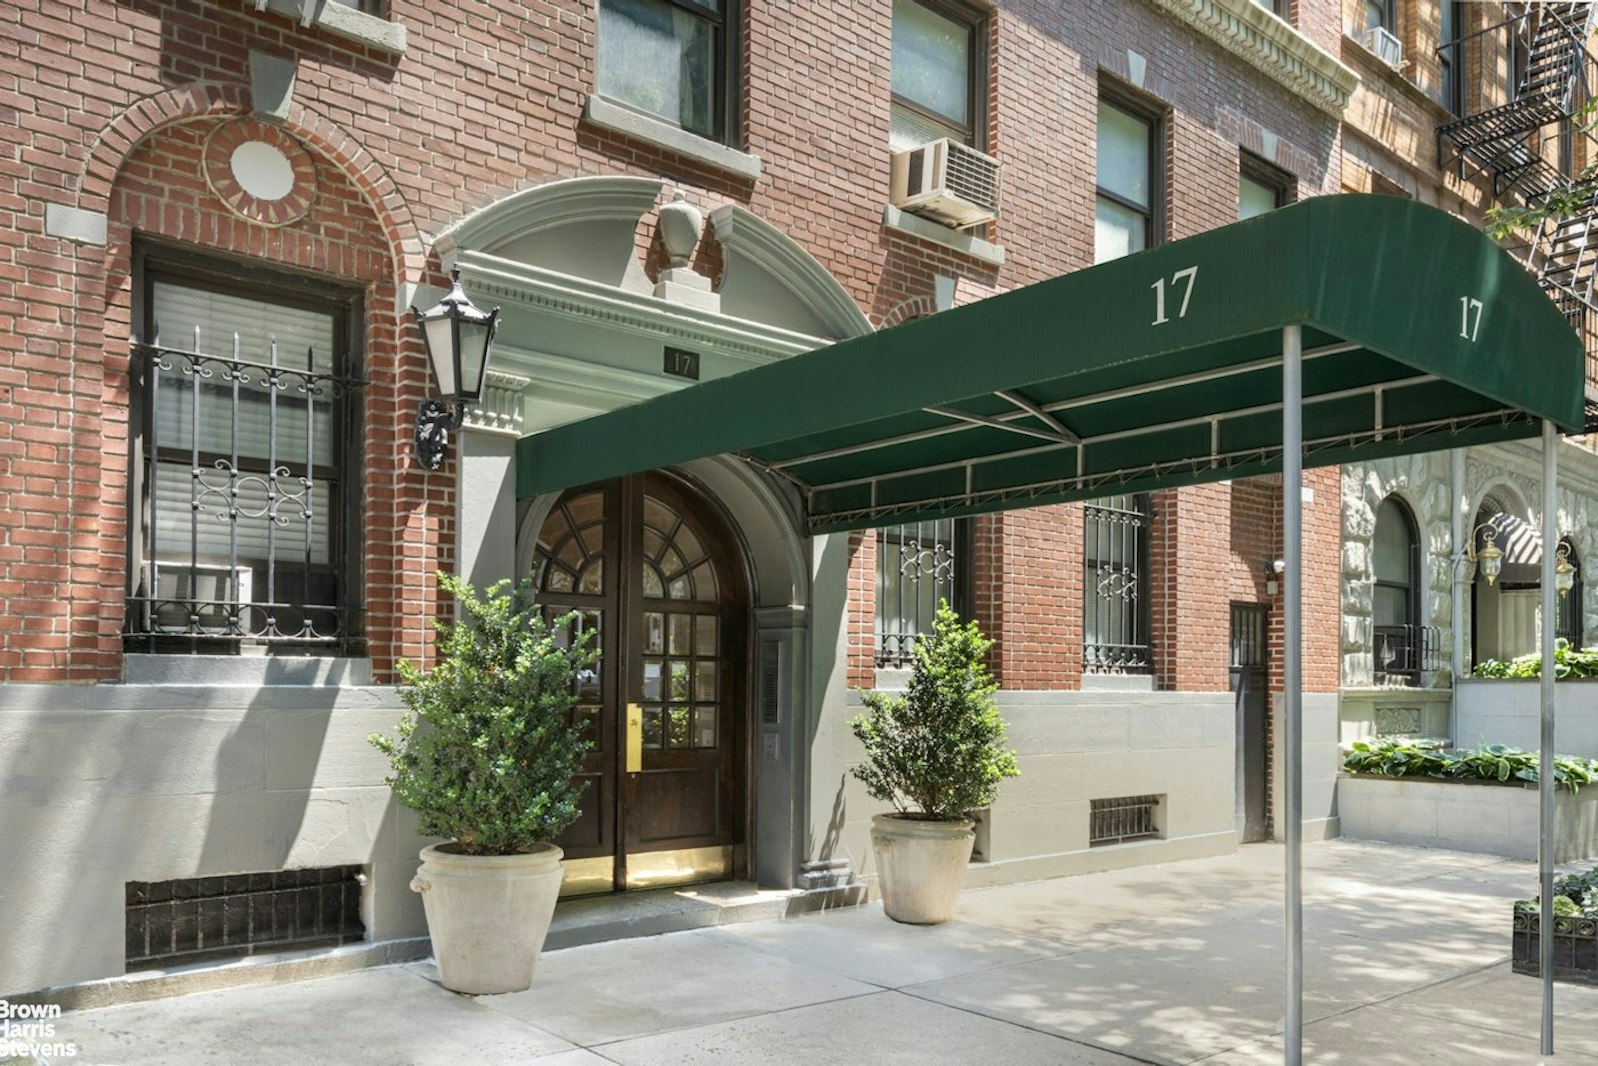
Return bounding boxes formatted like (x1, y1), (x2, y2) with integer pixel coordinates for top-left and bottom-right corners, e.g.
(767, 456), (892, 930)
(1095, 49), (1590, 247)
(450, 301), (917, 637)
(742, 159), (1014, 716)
(127, 255), (363, 652)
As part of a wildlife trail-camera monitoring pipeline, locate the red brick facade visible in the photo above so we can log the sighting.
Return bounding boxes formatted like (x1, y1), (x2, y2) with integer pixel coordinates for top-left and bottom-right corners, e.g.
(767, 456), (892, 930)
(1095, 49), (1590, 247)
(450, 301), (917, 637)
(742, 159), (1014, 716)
(2, 0), (1346, 690)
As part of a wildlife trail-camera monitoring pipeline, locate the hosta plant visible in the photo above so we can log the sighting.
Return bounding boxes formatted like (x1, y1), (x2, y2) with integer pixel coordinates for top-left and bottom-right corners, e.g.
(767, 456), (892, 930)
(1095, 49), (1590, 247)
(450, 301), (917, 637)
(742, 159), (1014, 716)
(850, 602), (1019, 821)
(369, 574), (595, 855)
(1515, 861), (1598, 918)
(1343, 738), (1598, 794)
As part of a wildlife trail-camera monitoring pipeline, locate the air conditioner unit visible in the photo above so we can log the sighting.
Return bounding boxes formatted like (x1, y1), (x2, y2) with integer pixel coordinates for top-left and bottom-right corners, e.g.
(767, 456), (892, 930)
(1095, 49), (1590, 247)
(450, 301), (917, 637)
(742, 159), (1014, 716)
(890, 138), (1003, 230)
(1362, 25), (1403, 67)
(137, 562), (253, 635)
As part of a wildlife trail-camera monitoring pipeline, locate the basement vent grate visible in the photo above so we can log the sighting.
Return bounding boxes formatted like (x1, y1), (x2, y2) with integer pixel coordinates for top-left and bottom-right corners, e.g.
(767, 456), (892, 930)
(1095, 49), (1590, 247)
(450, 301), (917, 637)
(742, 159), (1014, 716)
(125, 865), (365, 970)
(1089, 795), (1162, 846)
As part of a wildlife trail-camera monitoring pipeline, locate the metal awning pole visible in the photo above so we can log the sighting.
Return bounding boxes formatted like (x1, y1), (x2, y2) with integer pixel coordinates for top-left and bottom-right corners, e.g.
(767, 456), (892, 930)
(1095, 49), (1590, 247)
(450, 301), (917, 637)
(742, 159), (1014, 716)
(1539, 418), (1557, 1056)
(1282, 324), (1303, 1066)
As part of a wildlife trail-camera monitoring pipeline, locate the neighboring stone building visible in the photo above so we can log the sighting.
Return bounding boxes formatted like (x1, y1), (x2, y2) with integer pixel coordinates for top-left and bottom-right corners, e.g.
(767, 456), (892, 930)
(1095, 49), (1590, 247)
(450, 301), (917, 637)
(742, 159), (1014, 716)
(1334, 0), (1598, 748)
(1, 0), (1373, 997)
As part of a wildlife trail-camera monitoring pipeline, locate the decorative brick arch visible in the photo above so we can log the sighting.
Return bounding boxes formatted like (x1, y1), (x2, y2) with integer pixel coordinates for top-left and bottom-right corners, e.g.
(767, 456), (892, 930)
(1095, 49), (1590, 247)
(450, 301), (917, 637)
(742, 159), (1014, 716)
(877, 294), (938, 329)
(78, 84), (424, 286)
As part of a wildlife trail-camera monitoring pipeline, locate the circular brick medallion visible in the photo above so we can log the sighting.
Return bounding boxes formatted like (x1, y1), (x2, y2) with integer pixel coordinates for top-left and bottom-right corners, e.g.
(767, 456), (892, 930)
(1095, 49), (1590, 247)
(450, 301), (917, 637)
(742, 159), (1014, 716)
(203, 119), (317, 226)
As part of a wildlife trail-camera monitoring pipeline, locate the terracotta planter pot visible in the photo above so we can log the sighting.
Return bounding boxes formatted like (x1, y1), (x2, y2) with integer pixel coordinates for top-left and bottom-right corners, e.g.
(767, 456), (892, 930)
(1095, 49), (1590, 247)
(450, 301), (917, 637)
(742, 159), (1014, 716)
(870, 813), (975, 925)
(411, 842), (565, 995)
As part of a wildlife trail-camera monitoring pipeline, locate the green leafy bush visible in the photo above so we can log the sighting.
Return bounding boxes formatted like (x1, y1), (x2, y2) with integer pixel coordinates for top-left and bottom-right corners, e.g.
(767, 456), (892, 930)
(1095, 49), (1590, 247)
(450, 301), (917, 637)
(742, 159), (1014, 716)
(1343, 738), (1598, 794)
(1473, 639), (1598, 679)
(1516, 861), (1598, 918)
(850, 602), (1019, 821)
(369, 575), (596, 855)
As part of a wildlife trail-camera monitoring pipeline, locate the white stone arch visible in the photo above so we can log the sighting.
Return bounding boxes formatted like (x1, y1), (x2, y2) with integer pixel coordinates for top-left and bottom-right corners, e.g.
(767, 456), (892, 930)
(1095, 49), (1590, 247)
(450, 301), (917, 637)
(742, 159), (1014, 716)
(435, 175), (871, 342)
(1470, 480), (1530, 524)
(1341, 457), (1455, 688)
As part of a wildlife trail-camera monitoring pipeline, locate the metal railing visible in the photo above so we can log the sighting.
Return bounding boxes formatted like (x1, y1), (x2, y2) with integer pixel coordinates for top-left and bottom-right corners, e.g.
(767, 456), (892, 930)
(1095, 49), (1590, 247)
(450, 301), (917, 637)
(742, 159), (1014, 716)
(1373, 623), (1440, 683)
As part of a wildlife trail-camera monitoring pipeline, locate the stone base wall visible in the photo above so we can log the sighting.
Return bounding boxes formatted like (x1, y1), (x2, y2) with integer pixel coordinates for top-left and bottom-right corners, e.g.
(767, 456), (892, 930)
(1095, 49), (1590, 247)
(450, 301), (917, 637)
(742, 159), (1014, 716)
(1337, 774), (1598, 862)
(0, 682), (427, 996)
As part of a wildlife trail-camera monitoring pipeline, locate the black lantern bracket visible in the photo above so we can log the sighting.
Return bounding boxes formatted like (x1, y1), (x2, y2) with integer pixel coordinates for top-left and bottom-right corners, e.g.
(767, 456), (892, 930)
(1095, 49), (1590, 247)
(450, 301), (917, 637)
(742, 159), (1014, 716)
(414, 398), (459, 472)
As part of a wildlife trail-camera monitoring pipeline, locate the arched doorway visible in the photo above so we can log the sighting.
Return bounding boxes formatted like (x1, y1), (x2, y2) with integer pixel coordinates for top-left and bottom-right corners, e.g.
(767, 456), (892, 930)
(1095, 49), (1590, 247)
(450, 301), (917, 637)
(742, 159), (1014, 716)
(531, 472), (749, 894)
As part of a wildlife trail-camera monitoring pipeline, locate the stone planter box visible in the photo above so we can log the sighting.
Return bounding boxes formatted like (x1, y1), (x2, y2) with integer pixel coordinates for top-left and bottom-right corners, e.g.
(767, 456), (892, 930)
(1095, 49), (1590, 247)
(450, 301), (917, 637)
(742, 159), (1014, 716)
(1512, 911), (1598, 986)
(1456, 679), (1598, 758)
(1337, 774), (1598, 862)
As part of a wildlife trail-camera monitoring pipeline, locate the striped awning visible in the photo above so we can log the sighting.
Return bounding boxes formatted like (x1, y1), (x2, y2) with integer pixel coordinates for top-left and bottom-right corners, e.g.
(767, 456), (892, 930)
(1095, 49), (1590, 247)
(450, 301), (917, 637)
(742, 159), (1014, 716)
(1476, 511), (1542, 585)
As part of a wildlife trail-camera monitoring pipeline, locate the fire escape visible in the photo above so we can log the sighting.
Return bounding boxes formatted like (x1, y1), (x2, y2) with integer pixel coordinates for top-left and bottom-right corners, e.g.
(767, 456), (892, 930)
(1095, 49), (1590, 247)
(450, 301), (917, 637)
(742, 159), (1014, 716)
(1438, 2), (1598, 425)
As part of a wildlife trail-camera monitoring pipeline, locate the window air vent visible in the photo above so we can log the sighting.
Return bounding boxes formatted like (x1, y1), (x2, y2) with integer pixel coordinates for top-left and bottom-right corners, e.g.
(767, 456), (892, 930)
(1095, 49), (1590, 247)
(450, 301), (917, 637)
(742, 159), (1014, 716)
(1362, 25), (1403, 67)
(890, 138), (1003, 230)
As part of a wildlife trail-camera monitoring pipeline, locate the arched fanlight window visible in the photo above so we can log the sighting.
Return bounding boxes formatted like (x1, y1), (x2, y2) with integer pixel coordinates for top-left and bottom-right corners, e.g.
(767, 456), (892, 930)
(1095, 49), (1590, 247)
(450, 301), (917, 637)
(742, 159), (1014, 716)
(1372, 495), (1421, 682)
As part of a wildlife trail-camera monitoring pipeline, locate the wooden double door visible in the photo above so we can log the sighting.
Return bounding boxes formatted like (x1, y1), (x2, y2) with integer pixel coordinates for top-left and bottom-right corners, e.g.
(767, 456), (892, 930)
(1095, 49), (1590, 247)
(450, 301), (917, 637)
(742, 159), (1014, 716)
(532, 473), (748, 894)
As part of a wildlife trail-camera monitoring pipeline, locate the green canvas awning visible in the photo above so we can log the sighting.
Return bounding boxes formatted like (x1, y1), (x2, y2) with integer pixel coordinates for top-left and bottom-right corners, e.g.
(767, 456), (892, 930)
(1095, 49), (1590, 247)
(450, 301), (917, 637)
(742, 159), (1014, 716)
(516, 195), (1584, 532)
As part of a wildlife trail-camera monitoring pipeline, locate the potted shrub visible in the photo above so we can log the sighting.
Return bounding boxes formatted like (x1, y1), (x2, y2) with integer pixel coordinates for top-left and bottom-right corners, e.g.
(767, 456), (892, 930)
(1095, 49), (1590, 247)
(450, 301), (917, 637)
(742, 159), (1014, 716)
(370, 575), (595, 995)
(850, 602), (1019, 924)
(1513, 863), (1598, 986)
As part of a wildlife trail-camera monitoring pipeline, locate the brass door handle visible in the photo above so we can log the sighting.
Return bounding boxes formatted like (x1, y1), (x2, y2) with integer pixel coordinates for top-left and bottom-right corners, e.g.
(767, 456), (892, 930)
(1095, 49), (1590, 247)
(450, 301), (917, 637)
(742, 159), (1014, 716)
(626, 703), (642, 773)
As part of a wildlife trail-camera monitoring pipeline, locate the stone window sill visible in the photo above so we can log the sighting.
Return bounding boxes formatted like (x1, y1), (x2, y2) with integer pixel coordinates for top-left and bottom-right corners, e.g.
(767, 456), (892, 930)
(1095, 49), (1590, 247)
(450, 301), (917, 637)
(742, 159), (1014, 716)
(882, 205), (1006, 268)
(253, 1), (407, 56)
(123, 653), (374, 687)
(584, 96), (762, 182)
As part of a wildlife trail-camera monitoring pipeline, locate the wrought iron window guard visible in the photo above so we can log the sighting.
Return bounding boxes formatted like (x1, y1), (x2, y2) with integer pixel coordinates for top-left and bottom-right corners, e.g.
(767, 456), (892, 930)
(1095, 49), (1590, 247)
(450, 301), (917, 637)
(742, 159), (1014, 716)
(1373, 623), (1440, 683)
(125, 341), (366, 652)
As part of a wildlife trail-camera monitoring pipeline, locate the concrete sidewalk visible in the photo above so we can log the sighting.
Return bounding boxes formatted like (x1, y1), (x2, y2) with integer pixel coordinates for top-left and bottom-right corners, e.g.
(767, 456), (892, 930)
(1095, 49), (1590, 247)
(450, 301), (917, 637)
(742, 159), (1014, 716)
(10, 840), (1598, 1065)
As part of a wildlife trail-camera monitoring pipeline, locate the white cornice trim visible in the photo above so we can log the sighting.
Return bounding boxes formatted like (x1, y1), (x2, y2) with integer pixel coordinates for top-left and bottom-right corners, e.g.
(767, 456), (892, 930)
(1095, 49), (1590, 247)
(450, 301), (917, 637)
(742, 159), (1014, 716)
(1148, 0), (1359, 116)
(496, 346), (696, 407)
(454, 250), (829, 363)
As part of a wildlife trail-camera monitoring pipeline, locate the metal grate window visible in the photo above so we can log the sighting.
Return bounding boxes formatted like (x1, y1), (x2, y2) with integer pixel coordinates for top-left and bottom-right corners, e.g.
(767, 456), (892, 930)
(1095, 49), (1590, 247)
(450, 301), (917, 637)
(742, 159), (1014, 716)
(126, 264), (364, 653)
(1090, 795), (1162, 846)
(876, 518), (960, 667)
(1230, 603), (1268, 668)
(1083, 494), (1151, 674)
(126, 866), (365, 970)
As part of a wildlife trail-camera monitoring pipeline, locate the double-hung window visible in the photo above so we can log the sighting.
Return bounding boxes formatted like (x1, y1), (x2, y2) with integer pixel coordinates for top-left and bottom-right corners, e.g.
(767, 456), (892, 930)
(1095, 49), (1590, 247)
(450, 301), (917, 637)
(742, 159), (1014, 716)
(1239, 153), (1290, 221)
(876, 519), (964, 667)
(1095, 95), (1159, 264)
(1365, 0), (1394, 33)
(597, 0), (735, 143)
(128, 250), (363, 653)
(1083, 495), (1151, 674)
(890, 0), (986, 152)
